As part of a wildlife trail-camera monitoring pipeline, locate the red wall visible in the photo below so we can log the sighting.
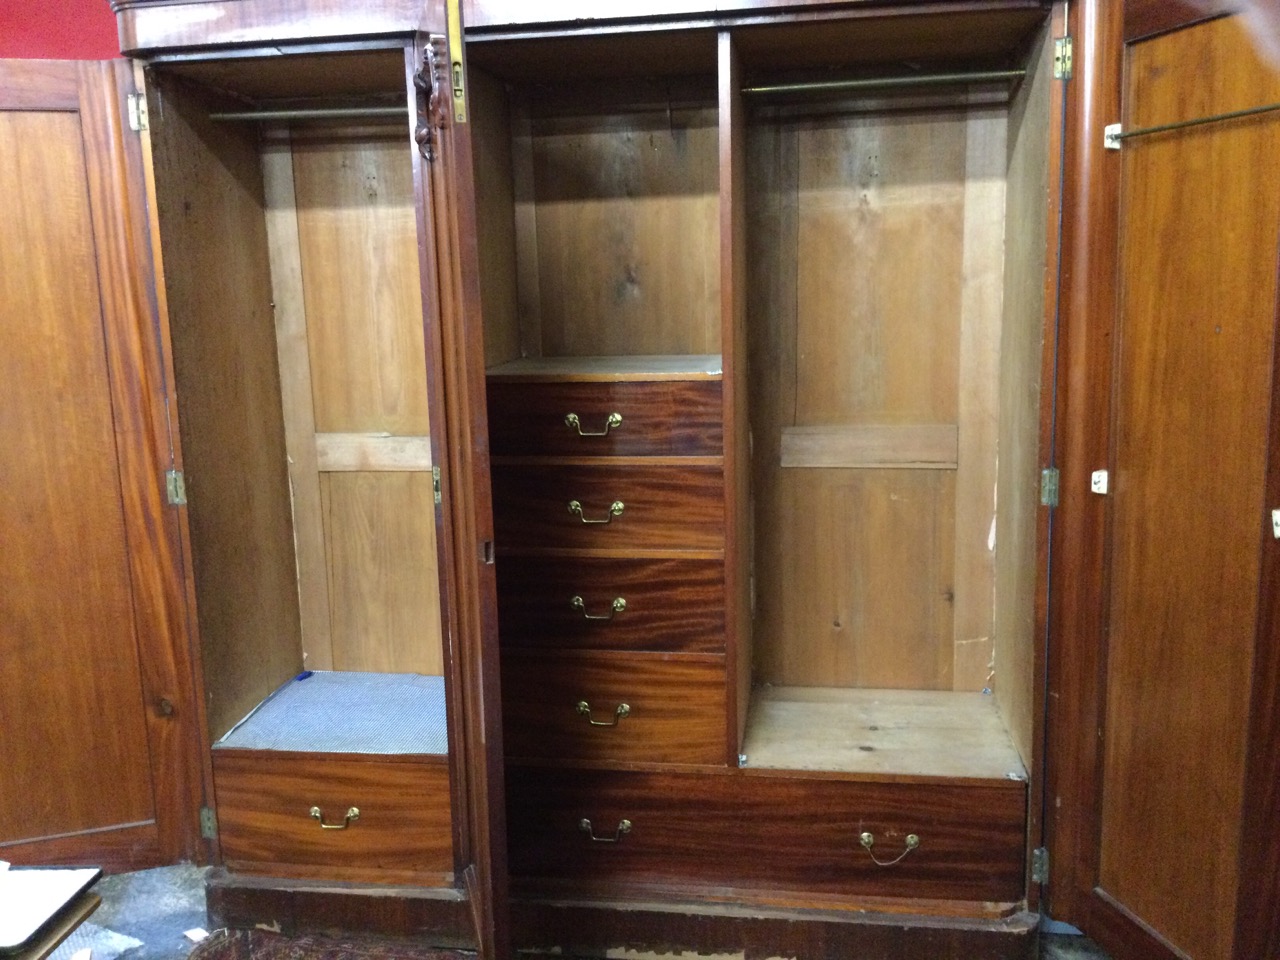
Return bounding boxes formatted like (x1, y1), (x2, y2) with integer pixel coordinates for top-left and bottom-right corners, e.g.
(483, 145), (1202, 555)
(0, 0), (120, 59)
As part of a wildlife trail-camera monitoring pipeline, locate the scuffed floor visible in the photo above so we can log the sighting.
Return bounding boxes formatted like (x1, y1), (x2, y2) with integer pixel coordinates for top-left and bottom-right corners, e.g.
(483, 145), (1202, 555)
(73, 865), (1112, 960)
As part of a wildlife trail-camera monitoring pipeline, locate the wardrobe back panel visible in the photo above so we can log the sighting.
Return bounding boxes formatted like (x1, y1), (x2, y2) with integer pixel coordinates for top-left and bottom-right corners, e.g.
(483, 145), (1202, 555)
(517, 100), (721, 357)
(148, 74), (303, 740)
(293, 133), (430, 435)
(748, 102), (1007, 691)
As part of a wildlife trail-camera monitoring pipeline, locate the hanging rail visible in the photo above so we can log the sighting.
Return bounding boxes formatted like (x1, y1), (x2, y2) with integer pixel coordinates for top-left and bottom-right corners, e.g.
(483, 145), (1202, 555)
(1111, 100), (1280, 143)
(209, 106), (409, 122)
(743, 68), (1025, 96)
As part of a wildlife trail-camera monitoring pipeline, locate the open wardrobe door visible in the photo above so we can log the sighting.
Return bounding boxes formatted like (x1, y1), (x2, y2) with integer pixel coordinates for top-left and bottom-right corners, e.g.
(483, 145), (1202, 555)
(1047, 4), (1280, 959)
(0, 58), (203, 872)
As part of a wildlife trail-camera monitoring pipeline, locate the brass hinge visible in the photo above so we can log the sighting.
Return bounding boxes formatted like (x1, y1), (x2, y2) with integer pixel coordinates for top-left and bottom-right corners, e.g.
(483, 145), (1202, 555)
(199, 806), (218, 840)
(166, 469), (187, 506)
(1040, 468), (1060, 508)
(1054, 36), (1074, 80)
(1031, 847), (1050, 885)
(446, 0), (467, 123)
(432, 465), (442, 505)
(127, 92), (149, 132)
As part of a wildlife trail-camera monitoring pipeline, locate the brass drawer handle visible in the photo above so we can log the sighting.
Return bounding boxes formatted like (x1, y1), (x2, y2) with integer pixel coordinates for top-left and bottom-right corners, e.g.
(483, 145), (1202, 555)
(579, 817), (632, 843)
(567, 500), (624, 524)
(859, 831), (920, 867)
(576, 700), (630, 726)
(571, 595), (626, 620)
(310, 805), (360, 830)
(565, 412), (622, 436)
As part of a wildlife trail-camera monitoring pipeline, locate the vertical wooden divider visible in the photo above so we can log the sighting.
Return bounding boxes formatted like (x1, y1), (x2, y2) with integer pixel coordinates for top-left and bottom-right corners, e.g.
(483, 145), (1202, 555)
(719, 31), (752, 758)
(262, 129), (334, 671)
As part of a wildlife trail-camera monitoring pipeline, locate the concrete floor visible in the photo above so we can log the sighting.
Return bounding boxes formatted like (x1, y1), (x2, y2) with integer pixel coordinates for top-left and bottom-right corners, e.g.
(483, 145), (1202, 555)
(80, 865), (1113, 960)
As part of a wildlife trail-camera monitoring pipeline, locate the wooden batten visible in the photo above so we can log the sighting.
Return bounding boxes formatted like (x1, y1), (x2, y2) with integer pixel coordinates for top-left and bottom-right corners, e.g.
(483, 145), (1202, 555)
(314, 434), (434, 472)
(780, 424), (959, 470)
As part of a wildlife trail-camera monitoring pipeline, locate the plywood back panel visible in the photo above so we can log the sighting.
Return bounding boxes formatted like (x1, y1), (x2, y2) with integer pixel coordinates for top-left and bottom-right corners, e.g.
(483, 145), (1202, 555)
(522, 101), (721, 357)
(1099, 18), (1280, 960)
(321, 472), (444, 675)
(748, 102), (1007, 691)
(995, 22), (1054, 772)
(293, 131), (429, 435)
(147, 74), (303, 740)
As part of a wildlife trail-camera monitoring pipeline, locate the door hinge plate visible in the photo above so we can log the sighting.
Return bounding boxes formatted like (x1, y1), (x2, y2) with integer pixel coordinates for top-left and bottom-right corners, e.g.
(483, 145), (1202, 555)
(1040, 468), (1060, 507)
(1031, 847), (1050, 885)
(1054, 36), (1074, 80)
(127, 92), (148, 132)
(432, 465), (442, 505)
(166, 469), (187, 506)
(199, 806), (218, 840)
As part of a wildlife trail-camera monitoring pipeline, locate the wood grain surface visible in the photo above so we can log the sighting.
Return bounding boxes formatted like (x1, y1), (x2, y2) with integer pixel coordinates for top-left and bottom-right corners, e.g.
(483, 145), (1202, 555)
(293, 133), (429, 437)
(115, 0), (424, 55)
(502, 653), (727, 766)
(506, 766), (1026, 903)
(320, 472), (444, 675)
(492, 462), (725, 553)
(747, 99), (1008, 692)
(1097, 17), (1280, 960)
(517, 99), (721, 358)
(487, 379), (723, 456)
(147, 72), (304, 742)
(212, 751), (453, 882)
(497, 557), (725, 653)
(0, 103), (156, 844)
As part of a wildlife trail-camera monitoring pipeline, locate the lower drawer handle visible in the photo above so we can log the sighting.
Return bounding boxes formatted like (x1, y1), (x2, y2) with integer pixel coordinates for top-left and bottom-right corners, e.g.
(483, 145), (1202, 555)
(310, 805), (360, 830)
(579, 818), (632, 843)
(859, 831), (920, 867)
(565, 412), (623, 436)
(567, 500), (625, 524)
(571, 595), (627, 620)
(576, 700), (630, 726)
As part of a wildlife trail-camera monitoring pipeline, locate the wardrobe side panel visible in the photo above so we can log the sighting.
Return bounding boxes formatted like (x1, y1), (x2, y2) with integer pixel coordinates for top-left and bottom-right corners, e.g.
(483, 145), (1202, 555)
(147, 74), (303, 740)
(995, 22), (1054, 771)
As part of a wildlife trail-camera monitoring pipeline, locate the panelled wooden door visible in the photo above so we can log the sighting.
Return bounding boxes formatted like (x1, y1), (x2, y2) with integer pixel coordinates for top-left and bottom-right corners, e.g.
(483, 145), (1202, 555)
(0, 60), (201, 870)
(1048, 8), (1280, 960)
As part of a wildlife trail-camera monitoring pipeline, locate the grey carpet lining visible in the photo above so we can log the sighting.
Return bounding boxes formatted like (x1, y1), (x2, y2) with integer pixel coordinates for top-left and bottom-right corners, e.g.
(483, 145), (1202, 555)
(214, 671), (448, 755)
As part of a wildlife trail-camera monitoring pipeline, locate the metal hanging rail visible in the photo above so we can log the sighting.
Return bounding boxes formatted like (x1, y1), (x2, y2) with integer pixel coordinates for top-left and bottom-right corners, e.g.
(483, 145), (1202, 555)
(743, 68), (1026, 96)
(209, 106), (409, 122)
(1112, 100), (1280, 143)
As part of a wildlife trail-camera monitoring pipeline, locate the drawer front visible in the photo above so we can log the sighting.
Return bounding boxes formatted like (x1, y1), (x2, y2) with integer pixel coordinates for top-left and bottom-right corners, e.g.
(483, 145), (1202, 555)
(487, 380), (723, 457)
(502, 655), (727, 766)
(492, 464), (724, 553)
(507, 768), (1026, 904)
(213, 752), (453, 878)
(497, 557), (725, 654)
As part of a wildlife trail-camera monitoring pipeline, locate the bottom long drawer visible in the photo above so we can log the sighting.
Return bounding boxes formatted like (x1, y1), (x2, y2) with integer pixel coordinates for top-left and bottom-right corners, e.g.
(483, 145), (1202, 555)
(213, 750), (453, 883)
(506, 767), (1026, 904)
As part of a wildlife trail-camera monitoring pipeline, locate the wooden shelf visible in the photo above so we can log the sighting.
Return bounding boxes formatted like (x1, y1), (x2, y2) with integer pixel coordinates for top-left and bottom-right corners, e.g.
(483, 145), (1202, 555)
(741, 687), (1026, 781)
(485, 354), (723, 382)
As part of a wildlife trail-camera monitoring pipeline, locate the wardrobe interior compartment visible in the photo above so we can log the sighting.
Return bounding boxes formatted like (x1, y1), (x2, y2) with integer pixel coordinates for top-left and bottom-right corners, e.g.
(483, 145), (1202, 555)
(145, 48), (454, 879)
(734, 9), (1055, 784)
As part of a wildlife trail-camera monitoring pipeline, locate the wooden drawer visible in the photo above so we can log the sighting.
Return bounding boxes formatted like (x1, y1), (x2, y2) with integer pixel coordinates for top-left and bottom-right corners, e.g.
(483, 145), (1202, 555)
(212, 751), (453, 883)
(506, 767), (1027, 904)
(491, 463), (724, 553)
(497, 557), (724, 654)
(502, 654), (727, 766)
(486, 379), (722, 457)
